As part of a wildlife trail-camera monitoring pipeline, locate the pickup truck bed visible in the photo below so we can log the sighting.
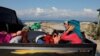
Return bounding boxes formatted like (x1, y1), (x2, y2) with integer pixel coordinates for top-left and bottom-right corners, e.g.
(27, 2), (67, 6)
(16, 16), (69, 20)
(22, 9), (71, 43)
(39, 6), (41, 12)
(0, 39), (97, 56)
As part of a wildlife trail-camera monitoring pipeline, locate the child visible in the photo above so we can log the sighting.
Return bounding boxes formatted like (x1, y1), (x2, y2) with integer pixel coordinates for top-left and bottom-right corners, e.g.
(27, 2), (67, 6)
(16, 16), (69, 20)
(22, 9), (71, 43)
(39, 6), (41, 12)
(9, 31), (22, 43)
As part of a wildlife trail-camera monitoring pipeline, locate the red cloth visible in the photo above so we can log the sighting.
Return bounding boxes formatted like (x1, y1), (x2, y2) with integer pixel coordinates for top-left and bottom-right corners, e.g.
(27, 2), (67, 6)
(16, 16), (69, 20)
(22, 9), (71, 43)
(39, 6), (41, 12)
(43, 34), (54, 44)
(0, 33), (12, 43)
(4, 34), (12, 43)
(61, 32), (82, 44)
(0, 32), (6, 43)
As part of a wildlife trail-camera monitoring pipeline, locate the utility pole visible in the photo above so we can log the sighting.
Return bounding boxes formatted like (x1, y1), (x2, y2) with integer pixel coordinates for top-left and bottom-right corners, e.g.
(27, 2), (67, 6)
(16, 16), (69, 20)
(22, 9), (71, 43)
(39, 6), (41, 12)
(97, 9), (100, 36)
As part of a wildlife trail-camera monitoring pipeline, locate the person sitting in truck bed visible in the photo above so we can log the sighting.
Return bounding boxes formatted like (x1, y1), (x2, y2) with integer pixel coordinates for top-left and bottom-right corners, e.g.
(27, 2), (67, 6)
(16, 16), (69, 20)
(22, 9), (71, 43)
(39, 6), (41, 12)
(9, 26), (30, 43)
(43, 30), (59, 44)
(53, 20), (83, 44)
(36, 30), (58, 44)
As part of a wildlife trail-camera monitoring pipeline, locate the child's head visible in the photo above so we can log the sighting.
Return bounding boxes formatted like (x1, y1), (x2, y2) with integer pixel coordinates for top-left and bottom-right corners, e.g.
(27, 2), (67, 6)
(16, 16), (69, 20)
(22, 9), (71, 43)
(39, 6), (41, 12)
(52, 30), (59, 37)
(0, 31), (7, 35)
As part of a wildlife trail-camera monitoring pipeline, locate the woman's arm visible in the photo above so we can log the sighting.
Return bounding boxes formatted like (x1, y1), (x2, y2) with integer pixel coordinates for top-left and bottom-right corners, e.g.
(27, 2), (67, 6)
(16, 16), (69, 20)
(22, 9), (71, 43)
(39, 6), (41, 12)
(61, 25), (74, 41)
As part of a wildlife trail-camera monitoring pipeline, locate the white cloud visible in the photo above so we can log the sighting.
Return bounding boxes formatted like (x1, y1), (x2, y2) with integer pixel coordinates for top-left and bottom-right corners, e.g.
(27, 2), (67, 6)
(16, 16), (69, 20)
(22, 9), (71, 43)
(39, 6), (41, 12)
(51, 7), (58, 11)
(35, 8), (44, 16)
(82, 8), (98, 18)
(84, 8), (93, 13)
(16, 7), (98, 20)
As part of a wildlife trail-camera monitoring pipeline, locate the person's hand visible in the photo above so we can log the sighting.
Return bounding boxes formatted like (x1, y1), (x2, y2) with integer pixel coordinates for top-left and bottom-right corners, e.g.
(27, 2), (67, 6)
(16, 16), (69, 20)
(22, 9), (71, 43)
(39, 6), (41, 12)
(53, 35), (60, 44)
(66, 25), (74, 33)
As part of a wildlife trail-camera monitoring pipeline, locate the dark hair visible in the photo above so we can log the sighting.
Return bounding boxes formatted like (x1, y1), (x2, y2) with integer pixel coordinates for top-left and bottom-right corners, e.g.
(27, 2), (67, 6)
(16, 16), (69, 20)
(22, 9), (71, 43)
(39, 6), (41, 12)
(51, 30), (59, 37)
(52, 30), (59, 35)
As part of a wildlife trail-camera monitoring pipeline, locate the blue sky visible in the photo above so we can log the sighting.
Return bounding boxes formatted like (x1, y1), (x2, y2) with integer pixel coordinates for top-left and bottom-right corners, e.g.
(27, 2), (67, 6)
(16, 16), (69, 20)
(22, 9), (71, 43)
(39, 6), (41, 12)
(0, 0), (100, 21)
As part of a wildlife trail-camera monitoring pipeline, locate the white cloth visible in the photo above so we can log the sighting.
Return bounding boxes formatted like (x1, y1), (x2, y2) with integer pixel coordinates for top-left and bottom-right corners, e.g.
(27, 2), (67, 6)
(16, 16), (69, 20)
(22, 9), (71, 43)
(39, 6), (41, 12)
(35, 35), (45, 43)
(9, 36), (22, 43)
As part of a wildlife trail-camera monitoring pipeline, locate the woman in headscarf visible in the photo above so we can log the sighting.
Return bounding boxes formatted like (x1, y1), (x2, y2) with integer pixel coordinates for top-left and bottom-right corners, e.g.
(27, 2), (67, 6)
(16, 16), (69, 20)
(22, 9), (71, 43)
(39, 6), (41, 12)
(53, 20), (83, 44)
